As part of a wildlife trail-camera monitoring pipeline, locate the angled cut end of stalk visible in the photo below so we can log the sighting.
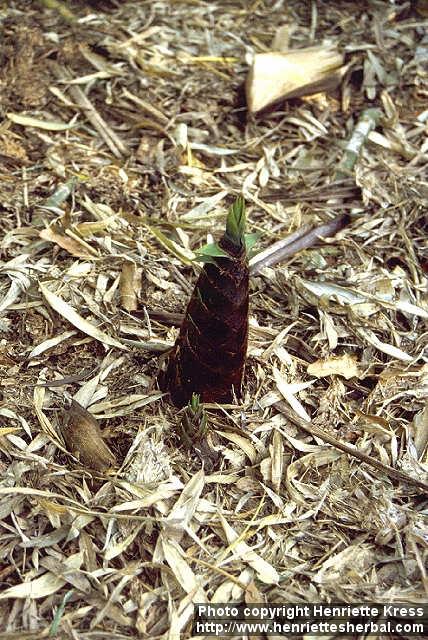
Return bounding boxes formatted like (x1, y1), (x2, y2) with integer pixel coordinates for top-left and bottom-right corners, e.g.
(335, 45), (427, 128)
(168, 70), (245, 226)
(246, 45), (346, 114)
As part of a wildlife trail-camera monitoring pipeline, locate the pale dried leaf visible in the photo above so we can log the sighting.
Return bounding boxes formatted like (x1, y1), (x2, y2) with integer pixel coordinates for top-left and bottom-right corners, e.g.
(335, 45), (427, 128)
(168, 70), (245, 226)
(357, 328), (413, 362)
(0, 552), (83, 599)
(7, 112), (74, 130)
(161, 538), (205, 600)
(307, 354), (361, 379)
(163, 470), (205, 542)
(270, 430), (284, 493)
(217, 431), (257, 463)
(273, 367), (313, 422)
(40, 283), (126, 350)
(219, 516), (279, 585)
(27, 330), (77, 360)
(39, 227), (96, 258)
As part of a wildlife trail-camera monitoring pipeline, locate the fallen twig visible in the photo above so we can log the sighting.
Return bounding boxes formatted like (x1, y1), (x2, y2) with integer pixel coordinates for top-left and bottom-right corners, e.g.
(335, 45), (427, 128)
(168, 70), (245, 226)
(50, 62), (129, 158)
(249, 213), (350, 274)
(276, 401), (428, 493)
(262, 179), (359, 205)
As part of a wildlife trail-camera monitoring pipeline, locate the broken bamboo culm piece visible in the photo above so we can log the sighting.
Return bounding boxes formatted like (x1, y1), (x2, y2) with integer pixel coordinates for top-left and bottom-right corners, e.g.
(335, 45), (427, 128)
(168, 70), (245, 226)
(246, 44), (346, 114)
(334, 108), (383, 180)
(159, 197), (250, 407)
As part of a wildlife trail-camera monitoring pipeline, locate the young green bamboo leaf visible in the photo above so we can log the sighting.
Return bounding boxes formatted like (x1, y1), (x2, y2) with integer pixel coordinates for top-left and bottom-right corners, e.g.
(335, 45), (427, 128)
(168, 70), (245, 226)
(194, 242), (231, 262)
(244, 233), (260, 255)
(225, 195), (246, 246)
(178, 394), (219, 470)
(179, 393), (208, 448)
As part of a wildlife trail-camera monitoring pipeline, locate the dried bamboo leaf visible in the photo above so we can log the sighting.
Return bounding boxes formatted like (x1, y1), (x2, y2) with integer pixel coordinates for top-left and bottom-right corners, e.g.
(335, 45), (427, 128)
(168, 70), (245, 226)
(27, 330), (77, 360)
(89, 392), (164, 418)
(167, 593), (198, 640)
(314, 545), (374, 585)
(163, 469), (205, 542)
(280, 431), (322, 454)
(40, 283), (126, 350)
(111, 477), (183, 511)
(356, 328), (413, 362)
(273, 367), (314, 422)
(307, 355), (361, 379)
(0, 272), (31, 313)
(72, 369), (102, 409)
(7, 112), (74, 130)
(33, 384), (65, 447)
(161, 538), (205, 600)
(0, 427), (21, 436)
(270, 430), (284, 494)
(217, 431), (257, 464)
(0, 552), (83, 599)
(39, 226), (96, 258)
(0, 408), (31, 437)
(104, 523), (145, 560)
(411, 402), (428, 461)
(299, 278), (428, 318)
(286, 449), (341, 504)
(179, 191), (228, 220)
(219, 515), (279, 585)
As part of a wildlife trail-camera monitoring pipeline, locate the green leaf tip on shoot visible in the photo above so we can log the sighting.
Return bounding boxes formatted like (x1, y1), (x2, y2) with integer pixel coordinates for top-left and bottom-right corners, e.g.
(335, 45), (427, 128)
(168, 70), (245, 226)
(244, 232), (259, 256)
(178, 392), (208, 448)
(190, 392), (201, 412)
(225, 196), (246, 247)
(194, 197), (258, 265)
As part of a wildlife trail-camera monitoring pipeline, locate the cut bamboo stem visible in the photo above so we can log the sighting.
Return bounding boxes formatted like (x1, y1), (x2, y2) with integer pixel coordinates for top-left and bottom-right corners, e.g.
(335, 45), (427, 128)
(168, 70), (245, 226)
(246, 45), (346, 114)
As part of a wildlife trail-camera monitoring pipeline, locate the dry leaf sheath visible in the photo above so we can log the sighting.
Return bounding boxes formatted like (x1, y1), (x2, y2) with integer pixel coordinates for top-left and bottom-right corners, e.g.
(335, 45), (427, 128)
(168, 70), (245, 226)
(61, 400), (116, 471)
(159, 197), (250, 407)
(246, 45), (345, 113)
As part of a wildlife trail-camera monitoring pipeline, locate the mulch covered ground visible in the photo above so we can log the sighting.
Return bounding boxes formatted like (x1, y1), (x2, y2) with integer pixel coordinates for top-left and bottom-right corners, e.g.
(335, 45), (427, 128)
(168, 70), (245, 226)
(0, 1), (427, 638)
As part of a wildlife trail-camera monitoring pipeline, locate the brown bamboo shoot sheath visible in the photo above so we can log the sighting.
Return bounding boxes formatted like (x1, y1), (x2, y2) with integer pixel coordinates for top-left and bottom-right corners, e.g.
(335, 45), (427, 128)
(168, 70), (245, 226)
(159, 231), (249, 407)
